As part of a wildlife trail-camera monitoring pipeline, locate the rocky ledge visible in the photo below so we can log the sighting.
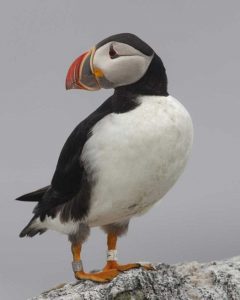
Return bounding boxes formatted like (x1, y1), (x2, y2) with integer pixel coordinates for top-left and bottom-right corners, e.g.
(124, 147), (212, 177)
(31, 256), (240, 300)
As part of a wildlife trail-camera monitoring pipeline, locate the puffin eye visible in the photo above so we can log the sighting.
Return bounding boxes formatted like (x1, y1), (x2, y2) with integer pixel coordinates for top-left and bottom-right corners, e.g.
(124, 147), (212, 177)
(109, 44), (119, 59)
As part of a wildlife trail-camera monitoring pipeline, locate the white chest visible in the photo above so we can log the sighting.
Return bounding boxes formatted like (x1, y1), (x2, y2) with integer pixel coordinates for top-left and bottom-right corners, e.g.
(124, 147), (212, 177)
(82, 95), (193, 227)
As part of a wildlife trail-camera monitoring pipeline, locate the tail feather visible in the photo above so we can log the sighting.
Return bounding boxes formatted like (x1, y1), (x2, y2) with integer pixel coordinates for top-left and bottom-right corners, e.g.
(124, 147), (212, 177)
(19, 216), (47, 238)
(17, 186), (50, 237)
(16, 186), (49, 202)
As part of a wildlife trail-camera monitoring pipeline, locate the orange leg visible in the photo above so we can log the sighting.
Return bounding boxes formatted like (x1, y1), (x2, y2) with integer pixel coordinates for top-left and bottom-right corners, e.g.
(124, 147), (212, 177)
(71, 243), (119, 282)
(103, 233), (154, 272)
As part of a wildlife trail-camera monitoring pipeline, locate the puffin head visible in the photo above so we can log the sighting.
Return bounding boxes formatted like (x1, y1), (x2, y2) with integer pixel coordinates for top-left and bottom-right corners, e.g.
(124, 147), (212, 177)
(66, 33), (168, 95)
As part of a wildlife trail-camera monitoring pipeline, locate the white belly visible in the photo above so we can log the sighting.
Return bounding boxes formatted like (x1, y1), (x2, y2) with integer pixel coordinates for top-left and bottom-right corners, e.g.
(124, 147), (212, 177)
(82, 95), (193, 227)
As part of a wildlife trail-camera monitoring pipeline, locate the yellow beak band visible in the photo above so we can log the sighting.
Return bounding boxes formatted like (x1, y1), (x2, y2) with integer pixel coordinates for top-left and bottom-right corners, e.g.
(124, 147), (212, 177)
(93, 68), (104, 78)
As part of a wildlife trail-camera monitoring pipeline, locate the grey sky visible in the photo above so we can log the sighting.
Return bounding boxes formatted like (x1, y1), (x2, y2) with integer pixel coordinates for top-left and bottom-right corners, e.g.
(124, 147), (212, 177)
(0, 1), (240, 299)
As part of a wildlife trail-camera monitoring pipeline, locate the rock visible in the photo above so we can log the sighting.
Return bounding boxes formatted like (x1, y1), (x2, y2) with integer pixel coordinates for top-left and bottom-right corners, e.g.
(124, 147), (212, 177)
(30, 256), (240, 300)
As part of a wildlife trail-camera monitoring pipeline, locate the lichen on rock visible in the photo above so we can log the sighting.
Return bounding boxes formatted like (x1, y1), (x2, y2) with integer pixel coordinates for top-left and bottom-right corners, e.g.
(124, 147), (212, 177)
(30, 256), (240, 300)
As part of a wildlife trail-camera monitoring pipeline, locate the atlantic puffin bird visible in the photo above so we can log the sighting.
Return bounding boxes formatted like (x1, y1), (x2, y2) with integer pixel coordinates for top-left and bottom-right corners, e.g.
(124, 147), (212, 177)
(17, 33), (193, 282)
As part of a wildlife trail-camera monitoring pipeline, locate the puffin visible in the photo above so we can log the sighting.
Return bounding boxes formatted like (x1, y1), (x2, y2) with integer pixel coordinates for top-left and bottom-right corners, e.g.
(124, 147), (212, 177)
(17, 33), (193, 282)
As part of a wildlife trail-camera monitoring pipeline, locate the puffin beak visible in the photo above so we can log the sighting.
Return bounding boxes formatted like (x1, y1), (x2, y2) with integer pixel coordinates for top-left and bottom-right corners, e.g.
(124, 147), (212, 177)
(66, 48), (102, 91)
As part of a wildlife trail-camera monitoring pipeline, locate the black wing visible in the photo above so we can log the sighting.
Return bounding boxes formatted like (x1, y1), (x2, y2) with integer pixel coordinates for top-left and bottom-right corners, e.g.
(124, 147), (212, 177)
(21, 91), (138, 221)
(34, 97), (114, 220)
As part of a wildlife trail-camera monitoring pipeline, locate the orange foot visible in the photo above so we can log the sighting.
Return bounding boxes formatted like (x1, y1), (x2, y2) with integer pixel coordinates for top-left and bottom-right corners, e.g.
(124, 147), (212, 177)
(75, 269), (119, 283)
(103, 261), (155, 272)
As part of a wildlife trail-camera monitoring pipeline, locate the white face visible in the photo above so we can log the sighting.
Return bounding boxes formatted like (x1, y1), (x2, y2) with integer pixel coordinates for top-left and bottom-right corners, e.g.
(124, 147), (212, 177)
(92, 42), (153, 88)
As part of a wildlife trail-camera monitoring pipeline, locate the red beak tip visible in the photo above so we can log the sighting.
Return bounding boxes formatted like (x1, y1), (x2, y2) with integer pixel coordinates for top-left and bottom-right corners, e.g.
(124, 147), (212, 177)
(66, 50), (98, 91)
(65, 83), (70, 90)
(65, 79), (75, 90)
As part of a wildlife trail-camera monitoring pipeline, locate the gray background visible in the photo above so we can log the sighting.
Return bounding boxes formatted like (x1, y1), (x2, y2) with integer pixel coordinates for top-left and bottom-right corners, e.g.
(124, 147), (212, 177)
(1, 1), (240, 299)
